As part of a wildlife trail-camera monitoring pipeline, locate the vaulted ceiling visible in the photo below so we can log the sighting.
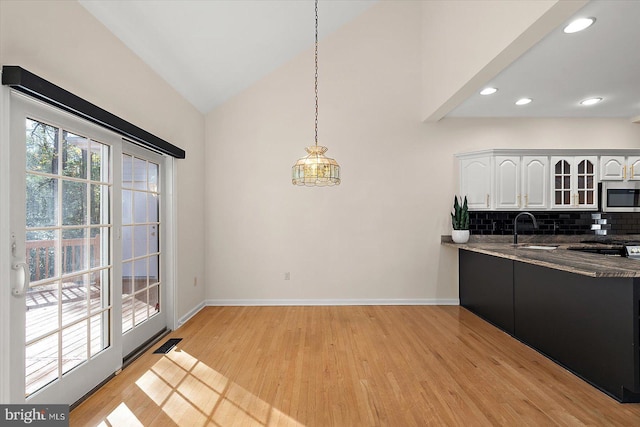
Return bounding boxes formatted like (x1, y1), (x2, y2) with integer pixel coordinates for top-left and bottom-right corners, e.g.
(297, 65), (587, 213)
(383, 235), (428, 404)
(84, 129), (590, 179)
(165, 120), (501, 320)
(80, 0), (640, 120)
(79, 0), (377, 114)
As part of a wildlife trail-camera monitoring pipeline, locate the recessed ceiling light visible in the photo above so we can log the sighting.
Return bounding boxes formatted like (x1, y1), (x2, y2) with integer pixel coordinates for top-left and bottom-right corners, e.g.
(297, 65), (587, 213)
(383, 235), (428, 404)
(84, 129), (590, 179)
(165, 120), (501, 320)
(515, 98), (532, 106)
(480, 87), (498, 95)
(580, 97), (603, 106)
(563, 17), (595, 34)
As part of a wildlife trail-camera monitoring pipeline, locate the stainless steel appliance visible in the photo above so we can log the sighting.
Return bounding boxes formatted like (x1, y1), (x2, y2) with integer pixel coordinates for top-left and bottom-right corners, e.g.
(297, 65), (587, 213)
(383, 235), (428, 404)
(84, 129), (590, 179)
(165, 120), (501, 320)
(624, 245), (640, 259)
(601, 181), (640, 212)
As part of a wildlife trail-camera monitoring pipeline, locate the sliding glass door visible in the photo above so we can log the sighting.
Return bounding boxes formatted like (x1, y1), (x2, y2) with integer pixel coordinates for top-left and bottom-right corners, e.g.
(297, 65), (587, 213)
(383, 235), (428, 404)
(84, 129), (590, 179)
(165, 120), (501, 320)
(120, 145), (166, 358)
(8, 91), (170, 404)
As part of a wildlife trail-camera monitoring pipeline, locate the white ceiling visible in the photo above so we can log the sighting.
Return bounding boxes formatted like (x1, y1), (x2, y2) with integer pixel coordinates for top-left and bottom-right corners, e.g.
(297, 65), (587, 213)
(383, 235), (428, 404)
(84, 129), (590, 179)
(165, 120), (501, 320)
(79, 0), (377, 114)
(79, 0), (640, 119)
(448, 0), (640, 119)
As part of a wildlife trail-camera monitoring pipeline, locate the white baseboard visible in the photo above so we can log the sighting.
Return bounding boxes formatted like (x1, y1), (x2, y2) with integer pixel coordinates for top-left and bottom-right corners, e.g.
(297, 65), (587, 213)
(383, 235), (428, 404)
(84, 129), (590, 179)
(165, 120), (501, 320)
(177, 301), (206, 327)
(177, 299), (459, 327)
(204, 298), (460, 306)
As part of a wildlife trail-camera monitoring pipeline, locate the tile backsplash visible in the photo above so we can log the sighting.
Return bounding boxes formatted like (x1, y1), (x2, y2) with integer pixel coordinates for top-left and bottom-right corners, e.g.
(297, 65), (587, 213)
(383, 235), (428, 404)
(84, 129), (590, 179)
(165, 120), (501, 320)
(469, 211), (640, 236)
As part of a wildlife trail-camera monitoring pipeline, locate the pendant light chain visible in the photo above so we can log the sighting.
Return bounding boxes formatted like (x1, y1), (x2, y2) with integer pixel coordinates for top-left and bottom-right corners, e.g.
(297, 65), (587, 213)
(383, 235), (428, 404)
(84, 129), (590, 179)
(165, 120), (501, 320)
(314, 0), (319, 147)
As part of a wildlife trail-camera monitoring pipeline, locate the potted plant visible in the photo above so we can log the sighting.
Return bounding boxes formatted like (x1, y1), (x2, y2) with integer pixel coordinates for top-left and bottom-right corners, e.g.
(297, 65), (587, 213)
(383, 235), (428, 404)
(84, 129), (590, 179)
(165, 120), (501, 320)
(451, 195), (470, 243)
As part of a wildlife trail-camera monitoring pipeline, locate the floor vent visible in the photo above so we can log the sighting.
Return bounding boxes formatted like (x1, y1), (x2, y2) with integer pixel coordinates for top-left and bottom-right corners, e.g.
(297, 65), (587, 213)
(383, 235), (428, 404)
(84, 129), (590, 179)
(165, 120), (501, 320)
(153, 338), (182, 354)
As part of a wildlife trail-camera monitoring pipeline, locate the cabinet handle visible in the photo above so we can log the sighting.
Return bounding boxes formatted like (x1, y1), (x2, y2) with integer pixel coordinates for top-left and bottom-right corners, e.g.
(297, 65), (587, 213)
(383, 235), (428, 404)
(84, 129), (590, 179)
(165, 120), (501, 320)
(632, 165), (635, 178)
(574, 194), (578, 206)
(486, 194), (490, 208)
(517, 195), (521, 207)
(623, 166), (627, 180)
(525, 195), (529, 207)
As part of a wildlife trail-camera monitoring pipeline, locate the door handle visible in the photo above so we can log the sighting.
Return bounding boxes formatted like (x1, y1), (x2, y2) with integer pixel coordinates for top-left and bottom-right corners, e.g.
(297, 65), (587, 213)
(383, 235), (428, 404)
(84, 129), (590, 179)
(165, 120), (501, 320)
(12, 261), (29, 297)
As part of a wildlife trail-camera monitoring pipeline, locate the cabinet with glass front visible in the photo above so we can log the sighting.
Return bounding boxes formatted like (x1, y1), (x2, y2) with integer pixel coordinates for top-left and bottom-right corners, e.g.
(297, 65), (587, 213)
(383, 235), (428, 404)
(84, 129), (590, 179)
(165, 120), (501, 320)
(551, 156), (597, 209)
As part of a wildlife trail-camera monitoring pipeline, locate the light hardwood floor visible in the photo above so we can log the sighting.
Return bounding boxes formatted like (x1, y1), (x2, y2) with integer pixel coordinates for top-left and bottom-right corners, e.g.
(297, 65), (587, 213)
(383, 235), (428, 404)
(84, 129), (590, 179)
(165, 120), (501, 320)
(71, 306), (640, 426)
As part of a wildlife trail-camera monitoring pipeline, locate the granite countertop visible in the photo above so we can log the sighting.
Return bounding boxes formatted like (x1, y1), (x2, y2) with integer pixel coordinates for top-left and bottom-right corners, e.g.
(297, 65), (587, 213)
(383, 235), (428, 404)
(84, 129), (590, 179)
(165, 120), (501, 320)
(441, 235), (640, 278)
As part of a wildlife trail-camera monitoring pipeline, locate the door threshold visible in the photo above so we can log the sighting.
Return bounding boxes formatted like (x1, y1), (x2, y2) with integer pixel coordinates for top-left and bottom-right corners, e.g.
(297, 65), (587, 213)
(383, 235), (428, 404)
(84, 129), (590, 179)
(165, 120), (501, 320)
(70, 328), (171, 411)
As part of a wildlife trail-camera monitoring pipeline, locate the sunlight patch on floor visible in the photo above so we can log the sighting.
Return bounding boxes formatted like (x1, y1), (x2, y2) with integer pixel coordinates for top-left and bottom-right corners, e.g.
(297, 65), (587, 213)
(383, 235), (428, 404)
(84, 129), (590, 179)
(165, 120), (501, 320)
(114, 348), (306, 426)
(97, 402), (143, 427)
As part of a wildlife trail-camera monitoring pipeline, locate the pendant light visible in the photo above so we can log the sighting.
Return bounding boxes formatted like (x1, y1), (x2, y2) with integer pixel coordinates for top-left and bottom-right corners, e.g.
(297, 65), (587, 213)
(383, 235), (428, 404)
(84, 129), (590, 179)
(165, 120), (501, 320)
(292, 0), (341, 186)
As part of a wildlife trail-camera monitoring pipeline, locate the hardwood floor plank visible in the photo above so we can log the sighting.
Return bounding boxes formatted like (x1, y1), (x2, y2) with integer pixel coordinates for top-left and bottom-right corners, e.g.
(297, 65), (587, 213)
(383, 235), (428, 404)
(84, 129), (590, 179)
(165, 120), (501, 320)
(71, 306), (640, 426)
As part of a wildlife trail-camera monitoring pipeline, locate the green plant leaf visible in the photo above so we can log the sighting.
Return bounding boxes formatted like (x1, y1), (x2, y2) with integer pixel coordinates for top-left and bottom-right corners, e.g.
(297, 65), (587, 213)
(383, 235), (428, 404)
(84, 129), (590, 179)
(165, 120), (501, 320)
(451, 195), (469, 230)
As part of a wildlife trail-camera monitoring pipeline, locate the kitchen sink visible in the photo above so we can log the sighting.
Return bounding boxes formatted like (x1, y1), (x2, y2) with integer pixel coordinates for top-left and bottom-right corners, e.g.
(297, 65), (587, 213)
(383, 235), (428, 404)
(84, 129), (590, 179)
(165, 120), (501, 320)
(518, 245), (558, 250)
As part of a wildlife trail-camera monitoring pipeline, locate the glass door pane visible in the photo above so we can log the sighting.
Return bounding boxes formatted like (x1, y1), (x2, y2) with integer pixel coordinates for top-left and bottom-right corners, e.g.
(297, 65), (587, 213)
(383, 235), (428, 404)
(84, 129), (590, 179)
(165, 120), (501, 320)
(121, 153), (161, 335)
(23, 118), (112, 397)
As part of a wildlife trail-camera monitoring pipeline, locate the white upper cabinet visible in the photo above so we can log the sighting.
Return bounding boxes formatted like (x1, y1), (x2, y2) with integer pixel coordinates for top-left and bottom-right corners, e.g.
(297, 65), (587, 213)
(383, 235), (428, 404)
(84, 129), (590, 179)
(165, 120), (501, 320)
(630, 157), (640, 180)
(521, 156), (548, 209)
(457, 150), (640, 211)
(460, 156), (492, 210)
(551, 156), (597, 209)
(495, 156), (520, 209)
(494, 156), (548, 210)
(600, 156), (640, 181)
(629, 157), (640, 180)
(600, 156), (625, 180)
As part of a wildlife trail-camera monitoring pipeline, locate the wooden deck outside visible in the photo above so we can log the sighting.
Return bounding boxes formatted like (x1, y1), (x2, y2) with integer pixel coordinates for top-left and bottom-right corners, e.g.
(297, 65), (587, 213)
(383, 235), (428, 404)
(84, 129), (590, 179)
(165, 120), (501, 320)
(24, 235), (158, 396)
(25, 283), (155, 396)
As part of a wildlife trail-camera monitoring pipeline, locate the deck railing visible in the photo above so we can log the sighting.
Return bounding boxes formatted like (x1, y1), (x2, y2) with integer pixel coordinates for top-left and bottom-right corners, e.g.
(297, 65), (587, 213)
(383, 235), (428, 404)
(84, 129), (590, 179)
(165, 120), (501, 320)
(26, 235), (101, 284)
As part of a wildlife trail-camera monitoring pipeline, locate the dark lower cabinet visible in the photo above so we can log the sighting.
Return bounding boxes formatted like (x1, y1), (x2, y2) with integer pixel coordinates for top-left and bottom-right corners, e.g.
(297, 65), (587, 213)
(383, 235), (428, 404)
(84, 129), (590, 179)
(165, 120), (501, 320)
(459, 250), (640, 402)
(459, 251), (514, 334)
(513, 261), (640, 402)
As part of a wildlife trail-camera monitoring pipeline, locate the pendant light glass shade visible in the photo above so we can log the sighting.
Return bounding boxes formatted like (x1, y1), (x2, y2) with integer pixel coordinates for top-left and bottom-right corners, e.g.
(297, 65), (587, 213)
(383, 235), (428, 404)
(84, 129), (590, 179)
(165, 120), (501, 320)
(292, 145), (340, 186)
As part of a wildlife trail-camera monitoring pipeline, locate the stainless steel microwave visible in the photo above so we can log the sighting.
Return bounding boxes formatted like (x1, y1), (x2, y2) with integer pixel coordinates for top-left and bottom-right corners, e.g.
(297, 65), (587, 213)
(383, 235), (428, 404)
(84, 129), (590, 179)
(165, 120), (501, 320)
(602, 181), (640, 212)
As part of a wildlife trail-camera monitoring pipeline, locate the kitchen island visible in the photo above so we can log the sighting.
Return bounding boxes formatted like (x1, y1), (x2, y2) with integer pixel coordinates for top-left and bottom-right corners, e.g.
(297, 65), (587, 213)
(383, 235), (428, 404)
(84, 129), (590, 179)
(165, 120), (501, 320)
(443, 236), (640, 403)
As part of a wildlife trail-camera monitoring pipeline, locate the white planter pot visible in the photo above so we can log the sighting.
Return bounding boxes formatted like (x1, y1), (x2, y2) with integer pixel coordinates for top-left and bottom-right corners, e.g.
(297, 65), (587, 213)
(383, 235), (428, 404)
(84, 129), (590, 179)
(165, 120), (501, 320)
(451, 229), (470, 244)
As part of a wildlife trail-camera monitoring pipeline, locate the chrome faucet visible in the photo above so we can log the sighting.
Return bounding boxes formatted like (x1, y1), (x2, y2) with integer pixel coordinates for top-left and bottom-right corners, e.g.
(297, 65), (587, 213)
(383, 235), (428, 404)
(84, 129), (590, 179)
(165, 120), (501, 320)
(514, 212), (538, 244)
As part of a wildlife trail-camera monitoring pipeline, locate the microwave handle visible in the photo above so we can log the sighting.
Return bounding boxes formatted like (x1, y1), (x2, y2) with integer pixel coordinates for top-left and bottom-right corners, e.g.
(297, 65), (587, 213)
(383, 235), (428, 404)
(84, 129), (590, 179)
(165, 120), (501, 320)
(598, 182), (603, 212)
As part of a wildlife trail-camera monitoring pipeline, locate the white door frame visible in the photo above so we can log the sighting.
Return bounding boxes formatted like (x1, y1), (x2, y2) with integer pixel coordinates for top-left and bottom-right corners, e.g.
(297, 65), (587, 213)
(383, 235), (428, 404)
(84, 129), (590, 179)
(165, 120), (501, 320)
(1, 85), (13, 403)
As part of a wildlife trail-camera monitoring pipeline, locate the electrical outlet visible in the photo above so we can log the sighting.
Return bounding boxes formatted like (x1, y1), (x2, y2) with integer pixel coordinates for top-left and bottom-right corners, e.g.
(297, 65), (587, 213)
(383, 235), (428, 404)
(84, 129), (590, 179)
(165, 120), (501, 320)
(284, 272), (290, 280)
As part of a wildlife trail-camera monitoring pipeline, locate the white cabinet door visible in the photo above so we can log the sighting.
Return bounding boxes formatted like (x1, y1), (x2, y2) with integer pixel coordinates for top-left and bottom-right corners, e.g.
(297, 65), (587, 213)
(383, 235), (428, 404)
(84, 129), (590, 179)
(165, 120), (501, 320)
(460, 157), (491, 210)
(600, 156), (640, 181)
(496, 156), (548, 210)
(575, 156), (598, 209)
(551, 156), (573, 208)
(551, 156), (597, 209)
(522, 156), (548, 209)
(627, 156), (640, 180)
(600, 156), (624, 180)
(495, 156), (520, 209)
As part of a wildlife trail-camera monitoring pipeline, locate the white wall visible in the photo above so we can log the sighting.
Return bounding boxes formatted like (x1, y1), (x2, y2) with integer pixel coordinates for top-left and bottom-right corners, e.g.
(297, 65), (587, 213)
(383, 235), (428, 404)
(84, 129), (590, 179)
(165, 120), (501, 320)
(205, 0), (429, 303)
(205, 1), (640, 304)
(0, 0), (206, 321)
